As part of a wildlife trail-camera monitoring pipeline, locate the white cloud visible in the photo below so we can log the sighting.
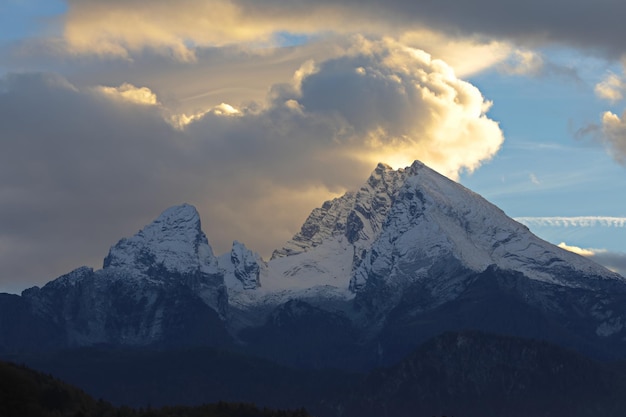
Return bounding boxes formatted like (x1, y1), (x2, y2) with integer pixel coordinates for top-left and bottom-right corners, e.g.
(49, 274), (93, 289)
(595, 72), (625, 102)
(557, 242), (599, 257)
(96, 83), (159, 105)
(598, 111), (626, 164)
(516, 216), (626, 228)
(282, 37), (504, 178)
(576, 109), (626, 166)
(398, 30), (512, 77)
(529, 173), (540, 185)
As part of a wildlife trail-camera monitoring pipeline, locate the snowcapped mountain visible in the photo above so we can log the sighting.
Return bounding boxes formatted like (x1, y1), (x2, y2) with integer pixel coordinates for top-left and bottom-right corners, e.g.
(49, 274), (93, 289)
(9, 204), (230, 350)
(274, 160), (620, 291)
(103, 203), (219, 275)
(3, 160), (626, 368)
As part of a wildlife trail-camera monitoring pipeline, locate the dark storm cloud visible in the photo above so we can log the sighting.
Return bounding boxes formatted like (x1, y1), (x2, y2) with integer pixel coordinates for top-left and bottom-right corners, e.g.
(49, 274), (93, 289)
(0, 72), (190, 289)
(61, 0), (626, 61)
(593, 251), (626, 276)
(236, 0), (626, 56)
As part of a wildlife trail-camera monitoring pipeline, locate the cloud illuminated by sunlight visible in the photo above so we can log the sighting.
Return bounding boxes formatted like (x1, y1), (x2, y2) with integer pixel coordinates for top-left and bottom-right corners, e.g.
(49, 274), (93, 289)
(599, 111), (626, 165)
(96, 83), (159, 105)
(595, 72), (625, 102)
(0, 36), (505, 288)
(398, 30), (512, 77)
(170, 103), (240, 129)
(557, 242), (599, 257)
(282, 37), (504, 178)
(61, 0), (516, 73)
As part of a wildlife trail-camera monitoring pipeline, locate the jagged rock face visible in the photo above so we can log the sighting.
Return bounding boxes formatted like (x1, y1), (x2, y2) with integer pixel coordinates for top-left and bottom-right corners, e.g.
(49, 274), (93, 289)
(22, 266), (230, 349)
(16, 204), (231, 349)
(272, 162), (406, 259)
(267, 162), (625, 333)
(252, 161), (626, 365)
(230, 241), (263, 290)
(103, 204), (218, 275)
(3, 161), (626, 369)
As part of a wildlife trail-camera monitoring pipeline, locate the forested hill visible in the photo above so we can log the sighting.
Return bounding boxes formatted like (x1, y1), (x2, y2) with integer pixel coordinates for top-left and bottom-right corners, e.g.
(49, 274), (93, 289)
(0, 360), (312, 417)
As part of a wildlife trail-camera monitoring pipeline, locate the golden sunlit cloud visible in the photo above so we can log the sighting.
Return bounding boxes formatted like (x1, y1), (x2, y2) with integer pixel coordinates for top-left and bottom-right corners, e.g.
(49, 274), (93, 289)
(301, 37), (504, 178)
(399, 30), (512, 77)
(62, 0), (516, 76)
(170, 103), (240, 129)
(558, 242), (599, 257)
(595, 72), (625, 102)
(96, 83), (159, 105)
(63, 0), (353, 60)
(599, 110), (626, 164)
(0, 35), (505, 278)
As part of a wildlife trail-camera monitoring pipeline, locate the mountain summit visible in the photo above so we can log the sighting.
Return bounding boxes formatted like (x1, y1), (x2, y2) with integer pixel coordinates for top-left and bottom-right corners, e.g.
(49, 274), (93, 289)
(2, 160), (626, 368)
(270, 160), (619, 298)
(103, 203), (218, 275)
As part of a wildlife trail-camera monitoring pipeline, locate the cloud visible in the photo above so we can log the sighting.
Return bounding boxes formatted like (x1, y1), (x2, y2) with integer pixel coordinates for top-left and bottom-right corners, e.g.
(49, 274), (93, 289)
(0, 72), (186, 291)
(0, 38), (504, 292)
(59, 0), (626, 61)
(558, 242), (626, 276)
(497, 49), (581, 81)
(600, 111), (626, 164)
(516, 216), (626, 228)
(95, 82), (159, 105)
(595, 72), (626, 102)
(499, 50), (544, 76)
(578, 111), (626, 165)
(397, 30), (512, 77)
(286, 37), (504, 177)
(529, 173), (541, 185)
(557, 242), (598, 257)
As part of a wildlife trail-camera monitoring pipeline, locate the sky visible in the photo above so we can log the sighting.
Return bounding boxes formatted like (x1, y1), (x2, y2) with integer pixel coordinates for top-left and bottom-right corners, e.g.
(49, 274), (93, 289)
(1, 0), (626, 293)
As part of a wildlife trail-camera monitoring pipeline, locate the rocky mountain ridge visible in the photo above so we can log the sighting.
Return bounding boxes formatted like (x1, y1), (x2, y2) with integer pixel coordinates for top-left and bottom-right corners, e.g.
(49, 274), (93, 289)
(2, 160), (626, 368)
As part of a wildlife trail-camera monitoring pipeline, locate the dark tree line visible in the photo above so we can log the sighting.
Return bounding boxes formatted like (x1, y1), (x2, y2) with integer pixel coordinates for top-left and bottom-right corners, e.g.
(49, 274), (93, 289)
(0, 360), (312, 417)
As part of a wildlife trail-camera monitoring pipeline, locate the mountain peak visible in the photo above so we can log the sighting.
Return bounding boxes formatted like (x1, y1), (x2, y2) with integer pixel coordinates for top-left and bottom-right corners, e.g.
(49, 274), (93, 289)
(374, 162), (393, 172)
(103, 203), (218, 275)
(154, 203), (200, 225)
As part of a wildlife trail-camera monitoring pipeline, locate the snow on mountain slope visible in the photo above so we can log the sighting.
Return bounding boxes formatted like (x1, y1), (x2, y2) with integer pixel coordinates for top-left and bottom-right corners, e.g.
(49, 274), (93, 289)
(248, 160), (620, 306)
(217, 160), (623, 329)
(46, 160), (622, 320)
(103, 204), (218, 275)
(349, 161), (623, 293)
(272, 162), (408, 259)
(6, 160), (626, 360)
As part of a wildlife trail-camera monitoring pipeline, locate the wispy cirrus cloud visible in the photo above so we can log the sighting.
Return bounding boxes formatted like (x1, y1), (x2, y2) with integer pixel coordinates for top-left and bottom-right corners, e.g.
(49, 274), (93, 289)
(516, 216), (626, 228)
